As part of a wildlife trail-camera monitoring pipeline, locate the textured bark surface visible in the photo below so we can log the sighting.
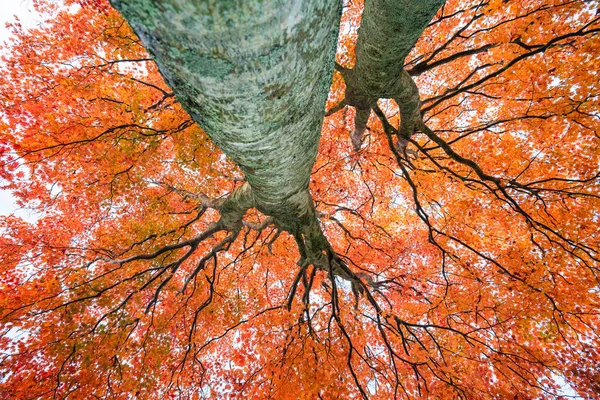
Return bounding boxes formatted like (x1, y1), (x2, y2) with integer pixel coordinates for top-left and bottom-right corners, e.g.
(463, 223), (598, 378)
(110, 0), (341, 221)
(341, 0), (444, 145)
(109, 0), (444, 277)
(354, 0), (446, 96)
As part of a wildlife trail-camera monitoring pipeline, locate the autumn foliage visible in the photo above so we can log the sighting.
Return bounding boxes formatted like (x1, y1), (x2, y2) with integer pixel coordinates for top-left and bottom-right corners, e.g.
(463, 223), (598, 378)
(1, 0), (599, 398)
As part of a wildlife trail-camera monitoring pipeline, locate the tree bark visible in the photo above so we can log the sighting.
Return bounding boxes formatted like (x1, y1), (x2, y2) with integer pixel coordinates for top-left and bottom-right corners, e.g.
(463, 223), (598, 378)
(354, 0), (445, 96)
(109, 0), (341, 224)
(340, 0), (444, 144)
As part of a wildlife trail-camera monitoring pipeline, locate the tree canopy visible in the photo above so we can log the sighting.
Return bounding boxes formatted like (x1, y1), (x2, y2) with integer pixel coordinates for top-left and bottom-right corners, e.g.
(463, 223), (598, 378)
(1, 0), (599, 398)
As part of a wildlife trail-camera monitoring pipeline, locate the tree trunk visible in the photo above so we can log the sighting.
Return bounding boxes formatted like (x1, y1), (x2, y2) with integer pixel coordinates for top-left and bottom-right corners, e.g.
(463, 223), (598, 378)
(109, 0), (341, 225)
(340, 0), (444, 143)
(354, 0), (445, 96)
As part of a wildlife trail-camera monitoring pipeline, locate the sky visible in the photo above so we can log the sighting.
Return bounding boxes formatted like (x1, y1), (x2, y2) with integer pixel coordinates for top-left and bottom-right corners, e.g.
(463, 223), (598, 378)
(0, 0), (40, 46)
(0, 0), (38, 217)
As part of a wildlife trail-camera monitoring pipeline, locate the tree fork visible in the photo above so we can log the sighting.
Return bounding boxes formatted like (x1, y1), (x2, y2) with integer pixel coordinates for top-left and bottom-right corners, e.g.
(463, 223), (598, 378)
(339, 0), (445, 147)
(109, 0), (342, 221)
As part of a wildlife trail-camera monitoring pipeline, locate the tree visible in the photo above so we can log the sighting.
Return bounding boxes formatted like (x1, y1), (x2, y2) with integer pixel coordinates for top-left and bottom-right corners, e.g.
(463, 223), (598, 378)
(0, 0), (598, 397)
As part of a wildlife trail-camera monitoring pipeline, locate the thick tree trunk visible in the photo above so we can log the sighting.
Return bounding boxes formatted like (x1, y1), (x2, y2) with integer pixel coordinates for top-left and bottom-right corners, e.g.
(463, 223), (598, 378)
(110, 0), (341, 225)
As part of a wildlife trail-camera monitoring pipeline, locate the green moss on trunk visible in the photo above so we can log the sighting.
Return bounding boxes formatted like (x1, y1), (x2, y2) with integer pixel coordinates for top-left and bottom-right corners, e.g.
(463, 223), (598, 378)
(110, 0), (341, 220)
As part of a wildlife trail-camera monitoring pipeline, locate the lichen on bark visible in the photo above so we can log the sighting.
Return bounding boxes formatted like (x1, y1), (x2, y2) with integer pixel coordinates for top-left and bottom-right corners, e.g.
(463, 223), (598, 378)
(110, 0), (342, 221)
(339, 0), (444, 148)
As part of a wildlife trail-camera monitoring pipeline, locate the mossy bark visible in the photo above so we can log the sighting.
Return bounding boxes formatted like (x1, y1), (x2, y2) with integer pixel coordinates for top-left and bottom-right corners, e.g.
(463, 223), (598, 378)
(354, 0), (445, 96)
(342, 0), (445, 144)
(110, 0), (341, 223)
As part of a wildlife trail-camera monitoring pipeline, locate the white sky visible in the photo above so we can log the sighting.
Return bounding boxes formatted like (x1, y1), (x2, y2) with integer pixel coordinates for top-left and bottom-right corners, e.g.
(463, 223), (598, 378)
(0, 0), (39, 43)
(0, 0), (37, 217)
